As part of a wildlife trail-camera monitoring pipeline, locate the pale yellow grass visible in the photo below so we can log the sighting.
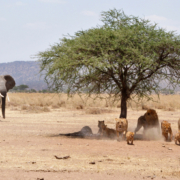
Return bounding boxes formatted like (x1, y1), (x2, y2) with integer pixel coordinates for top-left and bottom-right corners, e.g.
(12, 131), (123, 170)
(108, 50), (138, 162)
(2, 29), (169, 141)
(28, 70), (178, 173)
(129, 94), (180, 111)
(5, 93), (180, 113)
(6, 93), (120, 113)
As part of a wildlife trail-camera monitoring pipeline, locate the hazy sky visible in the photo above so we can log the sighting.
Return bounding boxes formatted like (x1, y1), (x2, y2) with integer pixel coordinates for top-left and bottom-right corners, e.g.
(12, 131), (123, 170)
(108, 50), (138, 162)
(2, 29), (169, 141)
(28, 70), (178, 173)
(0, 0), (180, 63)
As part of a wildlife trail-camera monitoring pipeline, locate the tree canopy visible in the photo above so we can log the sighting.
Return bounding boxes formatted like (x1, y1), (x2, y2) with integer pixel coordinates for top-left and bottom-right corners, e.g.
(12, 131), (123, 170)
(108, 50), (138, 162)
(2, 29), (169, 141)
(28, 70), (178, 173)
(37, 9), (180, 118)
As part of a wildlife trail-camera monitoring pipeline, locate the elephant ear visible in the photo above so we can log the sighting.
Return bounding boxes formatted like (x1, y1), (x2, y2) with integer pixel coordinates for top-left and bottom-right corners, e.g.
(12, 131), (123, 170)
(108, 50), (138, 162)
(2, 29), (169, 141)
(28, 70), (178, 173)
(4, 75), (16, 91)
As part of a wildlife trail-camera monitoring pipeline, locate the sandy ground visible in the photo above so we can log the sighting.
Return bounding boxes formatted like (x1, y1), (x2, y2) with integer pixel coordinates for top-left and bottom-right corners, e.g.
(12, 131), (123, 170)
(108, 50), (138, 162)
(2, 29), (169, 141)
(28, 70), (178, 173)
(0, 108), (180, 180)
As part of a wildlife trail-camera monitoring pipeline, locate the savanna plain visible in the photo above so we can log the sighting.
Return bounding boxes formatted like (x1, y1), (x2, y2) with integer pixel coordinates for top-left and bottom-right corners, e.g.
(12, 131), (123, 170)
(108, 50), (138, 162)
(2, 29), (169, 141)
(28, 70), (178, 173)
(0, 93), (180, 180)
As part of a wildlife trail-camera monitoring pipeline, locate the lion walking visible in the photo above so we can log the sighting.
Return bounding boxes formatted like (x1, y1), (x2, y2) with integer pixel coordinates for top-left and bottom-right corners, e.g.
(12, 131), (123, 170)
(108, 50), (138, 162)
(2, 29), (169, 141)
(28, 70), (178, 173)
(115, 118), (128, 141)
(161, 120), (173, 141)
(135, 109), (160, 135)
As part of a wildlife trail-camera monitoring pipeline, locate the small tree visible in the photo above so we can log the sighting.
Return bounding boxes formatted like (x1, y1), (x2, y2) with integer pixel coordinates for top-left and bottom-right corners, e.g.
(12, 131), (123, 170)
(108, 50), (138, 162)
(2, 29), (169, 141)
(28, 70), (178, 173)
(13, 84), (29, 92)
(18, 84), (29, 91)
(30, 89), (37, 93)
(37, 9), (180, 118)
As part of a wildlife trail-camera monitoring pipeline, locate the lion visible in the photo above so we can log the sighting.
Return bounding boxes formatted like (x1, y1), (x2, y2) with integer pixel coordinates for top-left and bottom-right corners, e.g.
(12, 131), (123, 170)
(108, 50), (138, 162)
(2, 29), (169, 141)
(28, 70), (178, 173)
(97, 120), (105, 136)
(115, 118), (128, 141)
(126, 131), (134, 145)
(178, 119), (180, 131)
(161, 120), (173, 141)
(135, 109), (160, 134)
(174, 131), (180, 145)
(102, 124), (116, 139)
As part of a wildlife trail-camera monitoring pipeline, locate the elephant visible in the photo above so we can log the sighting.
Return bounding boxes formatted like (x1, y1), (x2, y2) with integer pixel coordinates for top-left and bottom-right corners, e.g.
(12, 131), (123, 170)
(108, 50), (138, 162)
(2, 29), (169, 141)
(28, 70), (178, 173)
(0, 75), (15, 119)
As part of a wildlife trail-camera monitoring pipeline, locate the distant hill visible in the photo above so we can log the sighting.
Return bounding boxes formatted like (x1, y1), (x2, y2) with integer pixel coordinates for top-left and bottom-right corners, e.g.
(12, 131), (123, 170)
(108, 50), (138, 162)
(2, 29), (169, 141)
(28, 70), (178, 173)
(0, 61), (47, 90)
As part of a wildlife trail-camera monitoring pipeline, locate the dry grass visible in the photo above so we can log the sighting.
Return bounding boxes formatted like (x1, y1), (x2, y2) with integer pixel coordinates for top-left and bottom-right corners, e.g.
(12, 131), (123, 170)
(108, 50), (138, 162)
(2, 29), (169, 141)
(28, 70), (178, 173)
(4, 93), (180, 113)
(128, 94), (180, 111)
(85, 108), (115, 114)
(6, 93), (120, 113)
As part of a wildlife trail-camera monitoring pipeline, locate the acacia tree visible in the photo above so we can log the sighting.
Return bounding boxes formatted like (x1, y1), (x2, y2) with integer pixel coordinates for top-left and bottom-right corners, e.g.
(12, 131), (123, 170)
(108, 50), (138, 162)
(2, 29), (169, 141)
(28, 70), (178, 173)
(37, 9), (180, 118)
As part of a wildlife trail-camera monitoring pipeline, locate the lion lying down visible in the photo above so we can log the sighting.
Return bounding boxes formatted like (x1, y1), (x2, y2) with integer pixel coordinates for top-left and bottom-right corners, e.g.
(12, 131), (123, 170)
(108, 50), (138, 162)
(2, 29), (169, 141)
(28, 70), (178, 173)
(101, 124), (116, 139)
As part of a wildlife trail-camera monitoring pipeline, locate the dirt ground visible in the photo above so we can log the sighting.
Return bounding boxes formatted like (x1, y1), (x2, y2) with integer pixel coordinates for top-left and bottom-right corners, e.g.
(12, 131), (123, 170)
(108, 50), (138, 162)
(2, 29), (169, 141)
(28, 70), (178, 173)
(0, 108), (180, 180)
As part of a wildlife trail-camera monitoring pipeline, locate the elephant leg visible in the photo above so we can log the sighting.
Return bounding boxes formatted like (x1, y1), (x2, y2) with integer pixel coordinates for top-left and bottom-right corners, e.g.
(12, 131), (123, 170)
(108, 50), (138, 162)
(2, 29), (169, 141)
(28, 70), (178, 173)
(2, 93), (6, 119)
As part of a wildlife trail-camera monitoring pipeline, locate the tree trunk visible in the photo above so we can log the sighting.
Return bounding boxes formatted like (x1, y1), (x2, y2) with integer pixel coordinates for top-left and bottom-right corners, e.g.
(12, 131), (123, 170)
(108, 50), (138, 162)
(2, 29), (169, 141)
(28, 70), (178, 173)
(2, 93), (6, 119)
(119, 90), (128, 118)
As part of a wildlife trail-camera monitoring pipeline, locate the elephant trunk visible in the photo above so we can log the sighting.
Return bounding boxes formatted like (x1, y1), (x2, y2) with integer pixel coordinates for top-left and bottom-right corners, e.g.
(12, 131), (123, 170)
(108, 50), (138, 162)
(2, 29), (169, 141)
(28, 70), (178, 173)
(2, 93), (6, 119)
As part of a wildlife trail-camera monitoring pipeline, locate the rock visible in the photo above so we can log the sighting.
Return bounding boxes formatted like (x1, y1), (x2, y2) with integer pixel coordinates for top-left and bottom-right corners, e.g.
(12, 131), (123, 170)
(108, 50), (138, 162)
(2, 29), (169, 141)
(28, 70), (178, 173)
(89, 162), (95, 164)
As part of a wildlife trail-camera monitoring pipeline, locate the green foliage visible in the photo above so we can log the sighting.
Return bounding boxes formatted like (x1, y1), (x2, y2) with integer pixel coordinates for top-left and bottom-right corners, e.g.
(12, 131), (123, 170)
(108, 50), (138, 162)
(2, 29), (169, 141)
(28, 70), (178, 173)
(37, 9), (180, 117)
(13, 84), (29, 91)
(30, 89), (37, 93)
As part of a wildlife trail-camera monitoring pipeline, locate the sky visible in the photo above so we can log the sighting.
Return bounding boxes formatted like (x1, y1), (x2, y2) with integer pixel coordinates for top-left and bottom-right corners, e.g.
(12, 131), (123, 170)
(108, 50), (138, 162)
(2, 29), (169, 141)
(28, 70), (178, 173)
(0, 0), (180, 63)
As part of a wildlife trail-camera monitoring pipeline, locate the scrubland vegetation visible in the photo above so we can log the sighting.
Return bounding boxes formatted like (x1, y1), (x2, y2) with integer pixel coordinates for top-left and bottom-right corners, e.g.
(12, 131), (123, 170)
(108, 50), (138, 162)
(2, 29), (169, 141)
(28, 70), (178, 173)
(6, 93), (180, 114)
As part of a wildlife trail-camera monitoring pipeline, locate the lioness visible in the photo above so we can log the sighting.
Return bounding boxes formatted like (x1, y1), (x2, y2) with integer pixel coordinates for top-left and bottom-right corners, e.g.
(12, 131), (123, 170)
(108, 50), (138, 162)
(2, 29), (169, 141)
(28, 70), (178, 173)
(126, 131), (134, 145)
(161, 120), (173, 141)
(174, 131), (180, 145)
(115, 118), (128, 141)
(97, 120), (105, 136)
(178, 119), (180, 131)
(102, 125), (116, 139)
